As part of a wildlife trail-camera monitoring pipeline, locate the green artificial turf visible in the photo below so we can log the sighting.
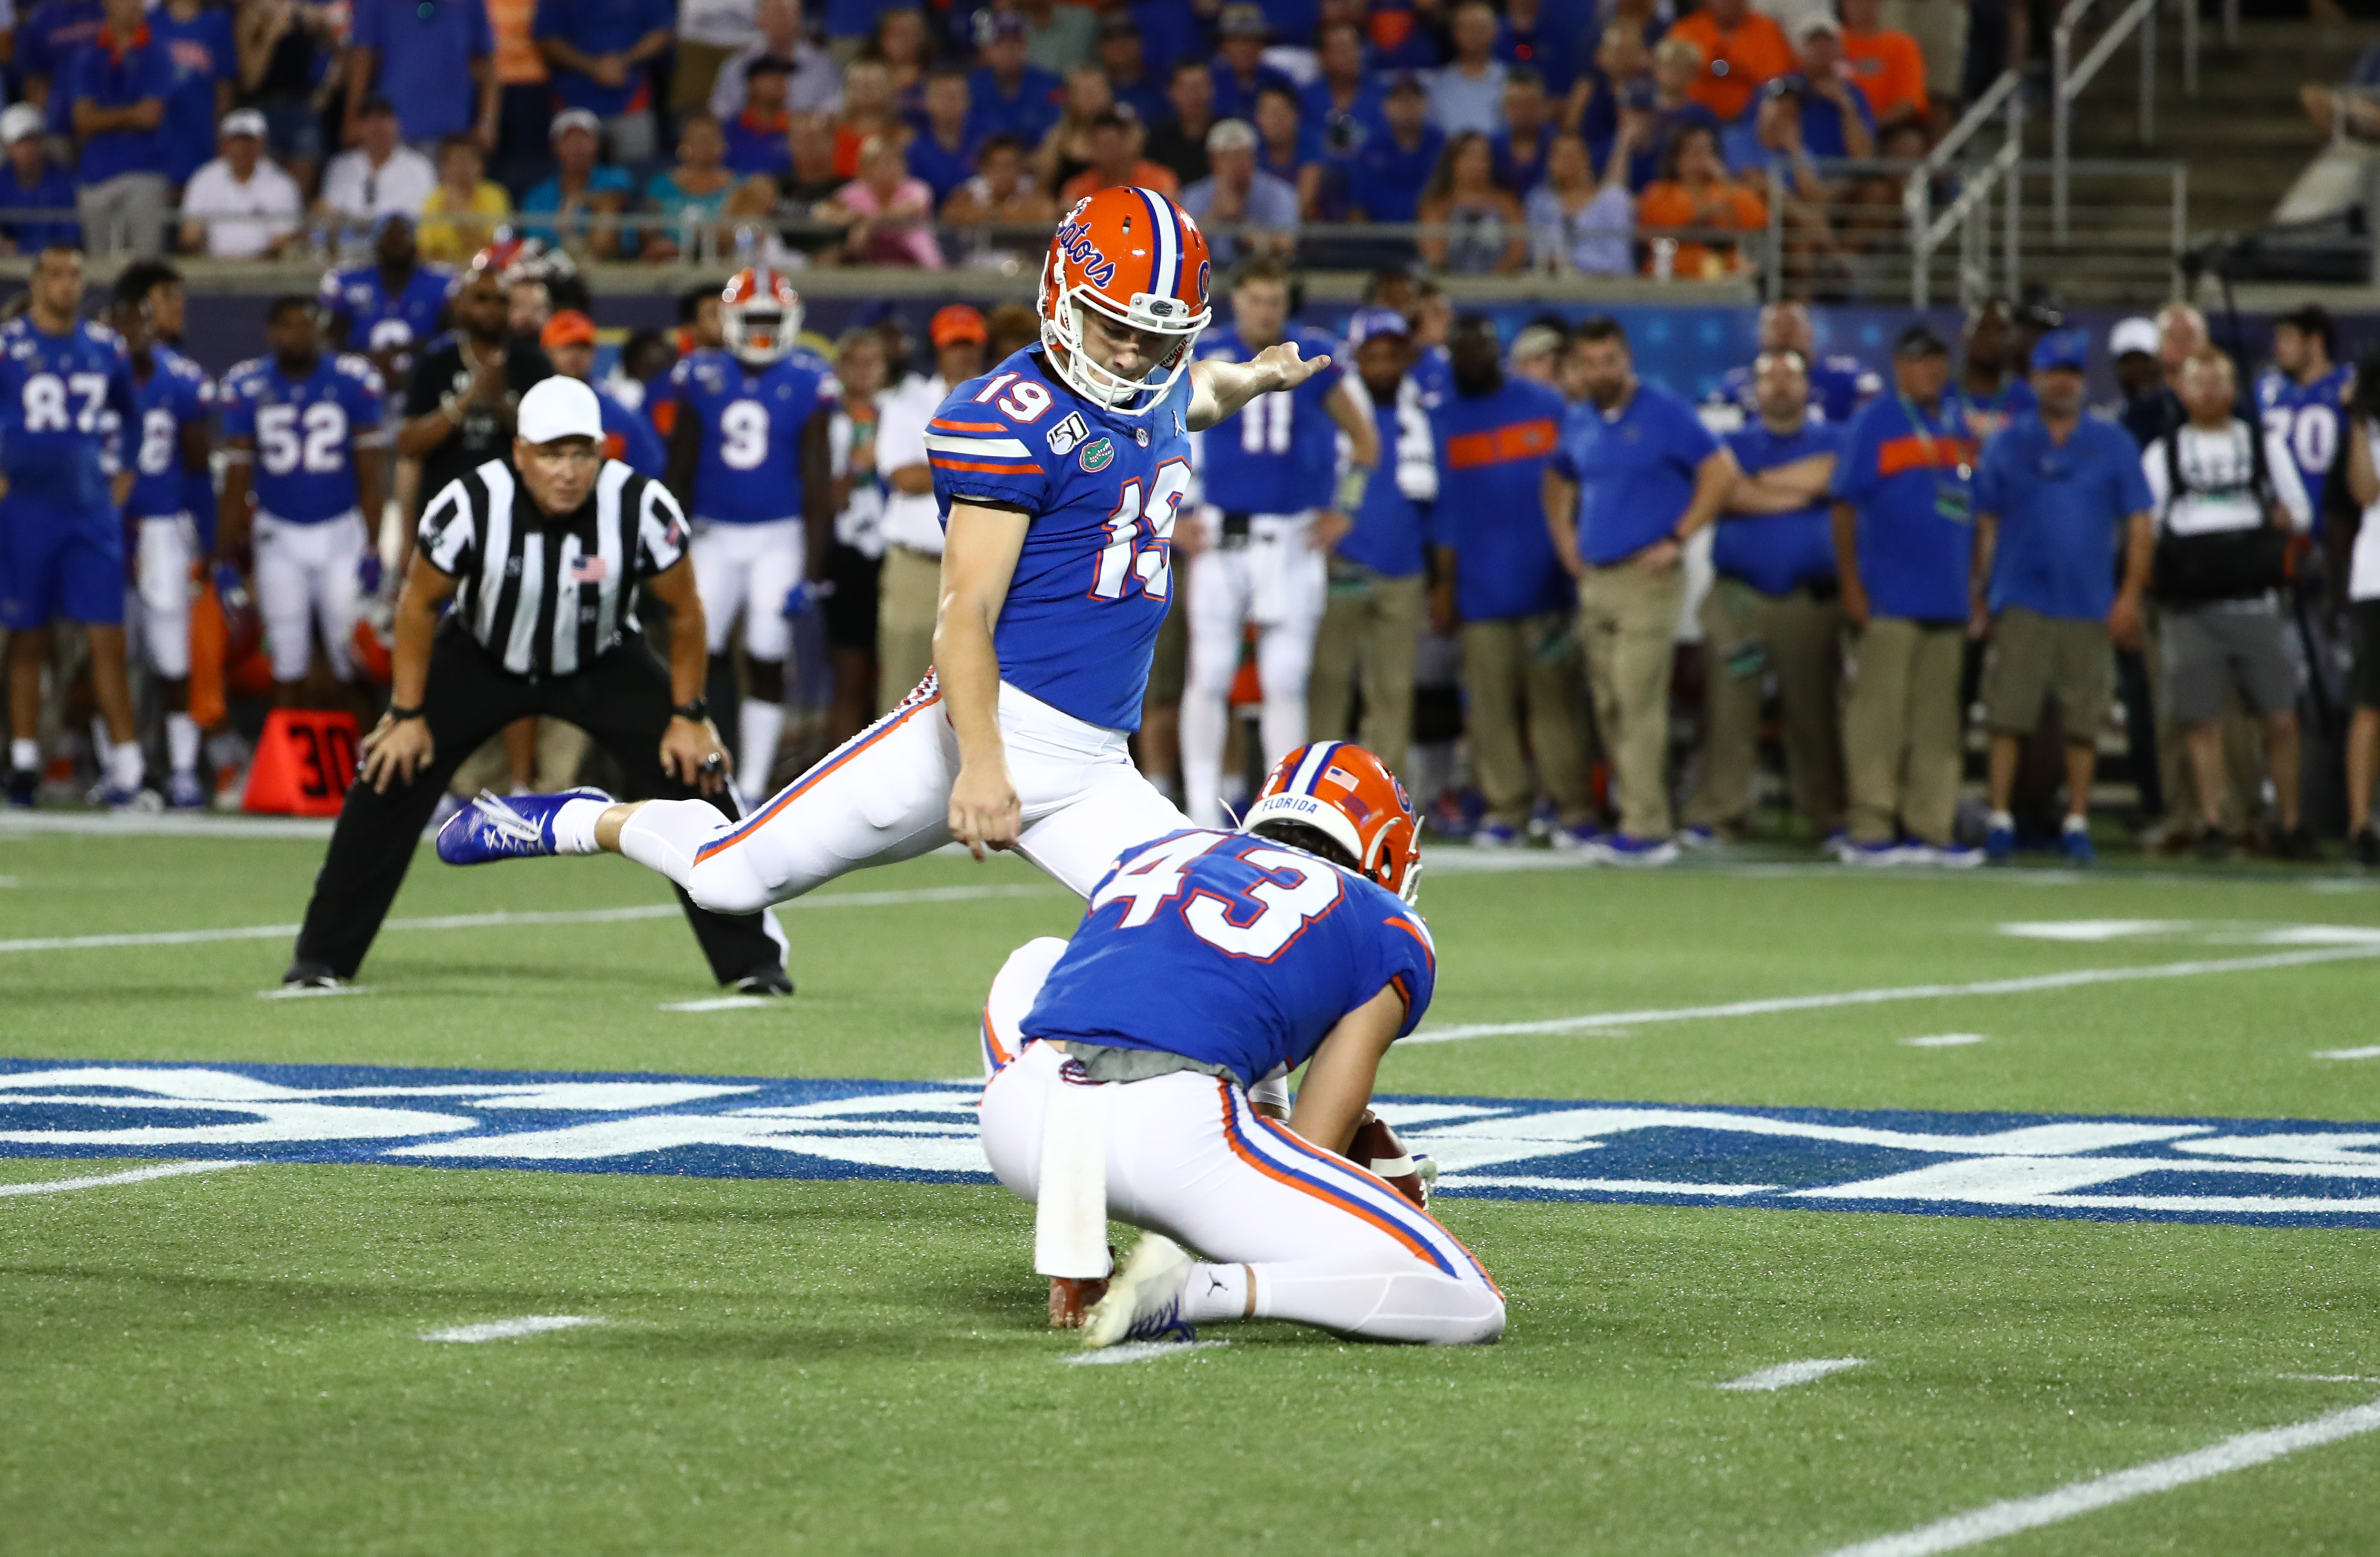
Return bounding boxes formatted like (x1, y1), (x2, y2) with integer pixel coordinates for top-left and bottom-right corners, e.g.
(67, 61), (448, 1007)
(3, 825), (2380, 1554)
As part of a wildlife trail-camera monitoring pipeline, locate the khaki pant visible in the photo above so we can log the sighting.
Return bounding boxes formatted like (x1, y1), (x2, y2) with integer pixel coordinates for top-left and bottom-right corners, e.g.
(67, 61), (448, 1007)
(1683, 579), (1847, 837)
(1842, 615), (1965, 846)
(1309, 571), (1425, 783)
(1462, 613), (1593, 829)
(1579, 563), (1685, 839)
(877, 544), (941, 713)
(449, 718), (590, 797)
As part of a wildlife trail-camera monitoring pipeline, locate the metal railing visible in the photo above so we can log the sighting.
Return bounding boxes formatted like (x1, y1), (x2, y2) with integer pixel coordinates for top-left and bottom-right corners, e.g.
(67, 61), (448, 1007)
(1907, 69), (2024, 308)
(2054, 0), (2203, 243)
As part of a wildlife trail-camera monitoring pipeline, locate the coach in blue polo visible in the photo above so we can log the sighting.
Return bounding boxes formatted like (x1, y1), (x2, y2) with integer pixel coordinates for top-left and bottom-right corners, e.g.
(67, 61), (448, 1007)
(1544, 316), (1735, 864)
(1970, 328), (2155, 865)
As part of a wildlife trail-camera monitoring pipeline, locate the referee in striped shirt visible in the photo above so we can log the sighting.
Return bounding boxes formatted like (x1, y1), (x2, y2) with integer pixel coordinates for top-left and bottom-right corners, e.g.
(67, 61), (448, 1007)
(284, 378), (791, 993)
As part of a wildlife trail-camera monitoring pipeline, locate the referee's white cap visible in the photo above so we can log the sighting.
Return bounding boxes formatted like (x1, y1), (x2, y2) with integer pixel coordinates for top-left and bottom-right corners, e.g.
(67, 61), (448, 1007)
(517, 376), (605, 445)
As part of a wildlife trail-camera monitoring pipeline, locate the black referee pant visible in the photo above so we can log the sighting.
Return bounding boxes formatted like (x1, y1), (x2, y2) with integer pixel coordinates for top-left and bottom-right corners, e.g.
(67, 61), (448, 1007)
(293, 627), (783, 983)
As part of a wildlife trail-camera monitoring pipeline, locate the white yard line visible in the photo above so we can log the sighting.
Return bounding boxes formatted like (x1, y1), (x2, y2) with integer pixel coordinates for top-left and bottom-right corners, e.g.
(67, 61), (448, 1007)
(1817, 1398), (2380, 1557)
(2279, 1374), (2380, 1384)
(1718, 1357), (1866, 1392)
(657, 996), (776, 1013)
(2313, 1046), (2380, 1061)
(0, 883), (1062, 957)
(1407, 945), (2380, 1046)
(0, 1159), (255, 1197)
(1063, 1339), (1228, 1366)
(1902, 1034), (1989, 1048)
(419, 1315), (606, 1343)
(0, 812), (336, 840)
(1440, 1176), (1780, 1196)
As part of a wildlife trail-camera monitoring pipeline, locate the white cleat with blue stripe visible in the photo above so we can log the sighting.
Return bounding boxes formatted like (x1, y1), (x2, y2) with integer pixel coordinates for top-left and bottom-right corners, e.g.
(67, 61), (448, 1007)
(1080, 1233), (1198, 1350)
(436, 788), (613, 866)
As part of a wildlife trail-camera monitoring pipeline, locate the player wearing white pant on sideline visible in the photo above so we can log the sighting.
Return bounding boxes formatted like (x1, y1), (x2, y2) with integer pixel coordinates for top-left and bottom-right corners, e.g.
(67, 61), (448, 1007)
(1180, 255), (1377, 826)
(976, 742), (1504, 1348)
(652, 267), (835, 784)
(432, 189), (1346, 997)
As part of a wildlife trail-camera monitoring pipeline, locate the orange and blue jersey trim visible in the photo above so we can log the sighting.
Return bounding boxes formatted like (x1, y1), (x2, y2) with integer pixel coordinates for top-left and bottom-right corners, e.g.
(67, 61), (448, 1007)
(693, 674), (942, 865)
(1444, 417), (1559, 471)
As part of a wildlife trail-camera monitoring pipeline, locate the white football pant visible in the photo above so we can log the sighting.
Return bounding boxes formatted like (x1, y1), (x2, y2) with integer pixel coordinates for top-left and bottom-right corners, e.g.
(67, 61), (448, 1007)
(253, 509), (364, 682)
(976, 950), (1505, 1347)
(615, 676), (1192, 914)
(133, 513), (197, 679)
(691, 517), (803, 661)
(1181, 509), (1327, 828)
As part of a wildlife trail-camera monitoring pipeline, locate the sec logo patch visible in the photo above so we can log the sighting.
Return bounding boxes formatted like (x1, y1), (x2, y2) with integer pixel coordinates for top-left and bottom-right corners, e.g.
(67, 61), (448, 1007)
(1079, 436), (1114, 472)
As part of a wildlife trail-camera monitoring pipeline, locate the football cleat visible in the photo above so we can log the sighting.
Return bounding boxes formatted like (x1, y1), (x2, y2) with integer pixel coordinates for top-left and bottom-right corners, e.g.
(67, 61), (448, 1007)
(1548, 820), (1603, 851)
(731, 969), (795, 997)
(2353, 828), (2380, 869)
(1080, 1234), (1198, 1350)
(1837, 839), (1909, 867)
(2060, 820), (2098, 865)
(165, 770), (207, 810)
(1985, 821), (2016, 863)
(1470, 822), (1518, 850)
(282, 960), (343, 991)
(1593, 834), (1680, 867)
(435, 787), (612, 865)
(7, 768), (38, 809)
(87, 781), (156, 813)
(1927, 842), (1985, 869)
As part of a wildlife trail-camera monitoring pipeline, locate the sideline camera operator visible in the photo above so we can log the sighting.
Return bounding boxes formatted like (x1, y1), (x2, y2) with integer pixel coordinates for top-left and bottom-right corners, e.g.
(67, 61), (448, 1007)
(284, 377), (792, 993)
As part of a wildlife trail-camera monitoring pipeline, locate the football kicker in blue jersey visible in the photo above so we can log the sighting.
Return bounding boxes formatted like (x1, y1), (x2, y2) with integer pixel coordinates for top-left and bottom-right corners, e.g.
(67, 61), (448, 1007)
(651, 346), (836, 522)
(928, 347), (1196, 732)
(1023, 828), (1438, 1088)
(219, 353), (385, 523)
(123, 345), (212, 521)
(1194, 322), (1347, 514)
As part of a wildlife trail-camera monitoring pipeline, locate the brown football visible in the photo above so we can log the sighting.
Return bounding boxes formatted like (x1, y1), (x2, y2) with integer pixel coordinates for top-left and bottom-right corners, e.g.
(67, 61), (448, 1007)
(1346, 1110), (1428, 1209)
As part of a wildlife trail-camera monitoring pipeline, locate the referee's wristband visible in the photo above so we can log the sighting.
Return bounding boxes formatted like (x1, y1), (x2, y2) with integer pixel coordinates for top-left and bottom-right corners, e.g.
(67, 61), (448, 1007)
(386, 703), (425, 722)
(672, 698), (711, 724)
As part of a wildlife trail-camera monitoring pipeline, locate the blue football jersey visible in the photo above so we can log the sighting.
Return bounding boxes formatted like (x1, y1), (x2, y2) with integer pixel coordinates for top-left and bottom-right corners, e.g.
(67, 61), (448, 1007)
(1716, 351), (1882, 426)
(1196, 324), (1347, 515)
(2257, 364), (2351, 522)
(317, 260), (457, 353)
(0, 314), (138, 511)
(1024, 828), (1438, 1088)
(220, 353), (384, 523)
(928, 347), (1194, 732)
(653, 348), (836, 524)
(122, 346), (212, 521)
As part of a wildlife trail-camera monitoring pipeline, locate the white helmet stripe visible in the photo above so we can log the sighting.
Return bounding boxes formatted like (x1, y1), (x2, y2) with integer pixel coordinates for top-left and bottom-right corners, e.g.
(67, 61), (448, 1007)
(1289, 741), (1338, 797)
(1135, 186), (1177, 299)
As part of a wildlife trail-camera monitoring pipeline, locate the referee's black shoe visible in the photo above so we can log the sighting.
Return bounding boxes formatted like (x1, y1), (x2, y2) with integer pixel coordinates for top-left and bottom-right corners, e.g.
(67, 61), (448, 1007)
(282, 960), (345, 991)
(732, 969), (795, 997)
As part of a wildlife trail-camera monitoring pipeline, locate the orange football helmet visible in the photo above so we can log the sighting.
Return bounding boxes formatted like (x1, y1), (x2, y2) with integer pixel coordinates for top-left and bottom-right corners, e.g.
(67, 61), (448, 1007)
(1038, 185), (1212, 416)
(720, 266), (804, 364)
(1243, 741), (1422, 905)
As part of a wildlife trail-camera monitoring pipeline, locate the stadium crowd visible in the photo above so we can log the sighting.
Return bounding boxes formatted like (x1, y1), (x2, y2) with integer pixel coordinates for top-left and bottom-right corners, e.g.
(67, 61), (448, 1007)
(0, 0), (1993, 277)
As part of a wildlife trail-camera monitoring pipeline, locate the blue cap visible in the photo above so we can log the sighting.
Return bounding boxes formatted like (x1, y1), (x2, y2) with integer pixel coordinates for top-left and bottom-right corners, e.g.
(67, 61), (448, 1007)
(1344, 306), (1411, 348)
(2031, 327), (2089, 373)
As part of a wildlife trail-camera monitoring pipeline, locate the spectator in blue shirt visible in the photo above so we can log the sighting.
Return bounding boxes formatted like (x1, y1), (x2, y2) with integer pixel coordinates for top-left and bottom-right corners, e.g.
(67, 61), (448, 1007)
(1347, 74), (1444, 229)
(1436, 315), (1594, 846)
(1498, 0), (1584, 100)
(518, 109), (637, 259)
(0, 105), (82, 254)
(1611, 44), (1724, 192)
(1095, 13), (1171, 130)
(346, 0), (496, 152)
(721, 56), (797, 177)
(1126, 0), (1202, 80)
(1785, 18), (1879, 160)
(904, 67), (978, 207)
(1832, 324), (1982, 865)
(68, 0), (175, 258)
(1428, 0), (1510, 138)
(1546, 316), (1735, 861)
(965, 11), (1064, 148)
(1251, 84), (1323, 217)
(1489, 68), (1556, 196)
(150, 0), (236, 189)
(1211, 3), (1297, 125)
(1312, 307), (1437, 788)
(1143, 59), (1217, 187)
(1302, 21), (1388, 160)
(823, 0), (894, 50)
(1367, 0), (1444, 73)
(1970, 328), (2156, 864)
(1179, 119), (1299, 268)
(1683, 346), (1850, 846)
(534, 0), (674, 164)
(19, 0), (106, 133)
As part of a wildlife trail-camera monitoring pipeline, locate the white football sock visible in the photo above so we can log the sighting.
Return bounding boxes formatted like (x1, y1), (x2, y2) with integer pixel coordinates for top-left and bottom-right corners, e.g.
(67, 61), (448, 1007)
(2063, 813), (2090, 834)
(1247, 1256), (1505, 1345)
(739, 699), (785, 787)
(164, 714), (200, 778)
(1181, 1261), (1252, 1325)
(9, 738), (37, 773)
(1988, 809), (2014, 830)
(549, 798), (609, 855)
(1180, 688), (1228, 829)
(109, 740), (145, 792)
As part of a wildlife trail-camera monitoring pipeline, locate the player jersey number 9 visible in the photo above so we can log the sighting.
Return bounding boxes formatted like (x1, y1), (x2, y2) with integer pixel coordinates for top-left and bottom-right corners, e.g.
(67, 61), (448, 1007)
(256, 402), (348, 476)
(1093, 831), (1344, 960)
(22, 372), (111, 433)
(1093, 458), (1192, 603)
(137, 408), (177, 476)
(719, 399), (770, 470)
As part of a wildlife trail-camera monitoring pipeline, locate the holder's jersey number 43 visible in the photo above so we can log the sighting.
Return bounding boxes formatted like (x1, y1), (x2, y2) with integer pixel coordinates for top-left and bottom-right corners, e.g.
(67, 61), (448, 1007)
(1092, 831), (1343, 960)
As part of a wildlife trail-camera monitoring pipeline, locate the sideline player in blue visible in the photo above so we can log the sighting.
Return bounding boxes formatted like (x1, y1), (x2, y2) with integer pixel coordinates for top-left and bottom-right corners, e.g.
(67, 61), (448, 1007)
(434, 188), (1335, 982)
(2, 245), (142, 808)
(217, 296), (387, 707)
(1180, 253), (1377, 826)
(106, 280), (214, 809)
(318, 214), (456, 357)
(648, 266), (835, 782)
(975, 741), (1506, 1349)
(1712, 300), (1881, 428)
(2257, 303), (2352, 535)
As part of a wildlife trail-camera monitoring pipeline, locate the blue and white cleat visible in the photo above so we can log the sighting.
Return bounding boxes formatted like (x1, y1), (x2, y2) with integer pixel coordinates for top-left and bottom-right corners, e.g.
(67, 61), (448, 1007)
(1080, 1233), (1198, 1350)
(166, 770), (208, 810)
(435, 787), (612, 865)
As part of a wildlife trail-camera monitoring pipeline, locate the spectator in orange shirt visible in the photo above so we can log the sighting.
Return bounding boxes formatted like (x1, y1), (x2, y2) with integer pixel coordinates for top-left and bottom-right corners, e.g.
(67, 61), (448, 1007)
(1057, 109), (1179, 203)
(1663, 0), (1794, 123)
(1635, 122), (1768, 278)
(1840, 0), (1929, 130)
(833, 59), (903, 177)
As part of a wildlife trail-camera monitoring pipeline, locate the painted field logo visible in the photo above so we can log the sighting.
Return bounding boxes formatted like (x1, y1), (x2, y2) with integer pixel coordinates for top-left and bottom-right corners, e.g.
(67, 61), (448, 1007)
(1079, 436), (1114, 472)
(7, 1061), (2380, 1230)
